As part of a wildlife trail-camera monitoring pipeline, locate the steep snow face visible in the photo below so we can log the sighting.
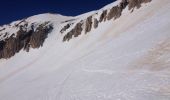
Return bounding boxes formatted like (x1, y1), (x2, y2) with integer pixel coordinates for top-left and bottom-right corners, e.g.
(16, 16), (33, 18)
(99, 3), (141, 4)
(0, 0), (170, 100)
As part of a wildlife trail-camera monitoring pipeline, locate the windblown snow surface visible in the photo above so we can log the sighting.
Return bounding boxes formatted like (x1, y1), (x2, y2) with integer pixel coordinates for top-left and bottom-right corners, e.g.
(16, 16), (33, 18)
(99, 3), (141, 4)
(0, 0), (170, 100)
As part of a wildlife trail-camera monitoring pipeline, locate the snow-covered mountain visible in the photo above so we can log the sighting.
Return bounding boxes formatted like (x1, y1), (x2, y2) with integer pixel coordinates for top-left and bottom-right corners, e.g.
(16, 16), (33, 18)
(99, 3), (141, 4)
(0, 0), (170, 100)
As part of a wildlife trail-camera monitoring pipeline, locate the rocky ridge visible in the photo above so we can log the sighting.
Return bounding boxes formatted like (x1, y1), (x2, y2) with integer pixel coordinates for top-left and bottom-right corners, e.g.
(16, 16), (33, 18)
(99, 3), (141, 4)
(0, 0), (152, 59)
(61, 0), (152, 42)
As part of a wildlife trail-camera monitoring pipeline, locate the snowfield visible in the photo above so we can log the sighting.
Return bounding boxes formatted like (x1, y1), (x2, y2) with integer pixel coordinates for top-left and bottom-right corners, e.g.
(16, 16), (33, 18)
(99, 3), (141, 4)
(0, 0), (170, 100)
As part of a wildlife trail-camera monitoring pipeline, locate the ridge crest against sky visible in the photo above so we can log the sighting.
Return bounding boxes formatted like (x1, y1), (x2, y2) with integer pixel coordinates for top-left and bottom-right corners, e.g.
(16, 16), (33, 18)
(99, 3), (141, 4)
(0, 0), (115, 25)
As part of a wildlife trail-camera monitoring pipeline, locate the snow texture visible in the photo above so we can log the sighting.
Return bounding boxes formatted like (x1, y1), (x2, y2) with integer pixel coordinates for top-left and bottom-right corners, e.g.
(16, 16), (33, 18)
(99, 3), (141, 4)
(0, 0), (170, 100)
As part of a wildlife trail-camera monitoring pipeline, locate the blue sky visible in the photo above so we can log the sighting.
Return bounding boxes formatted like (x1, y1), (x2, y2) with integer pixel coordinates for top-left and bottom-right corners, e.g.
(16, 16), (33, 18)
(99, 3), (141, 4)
(0, 0), (115, 25)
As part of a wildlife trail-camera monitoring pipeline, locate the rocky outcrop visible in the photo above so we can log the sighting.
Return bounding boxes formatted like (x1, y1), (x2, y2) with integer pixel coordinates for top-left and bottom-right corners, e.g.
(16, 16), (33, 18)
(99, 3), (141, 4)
(99, 10), (108, 22)
(29, 23), (53, 49)
(0, 0), (153, 59)
(107, 6), (122, 20)
(107, 0), (128, 20)
(93, 18), (99, 29)
(85, 16), (93, 34)
(128, 0), (152, 10)
(63, 22), (83, 42)
(59, 0), (151, 42)
(0, 22), (53, 59)
(61, 0), (152, 42)
(120, 0), (129, 9)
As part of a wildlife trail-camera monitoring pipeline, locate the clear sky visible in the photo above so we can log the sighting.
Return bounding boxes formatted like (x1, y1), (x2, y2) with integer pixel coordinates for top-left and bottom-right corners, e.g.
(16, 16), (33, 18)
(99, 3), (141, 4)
(0, 0), (116, 25)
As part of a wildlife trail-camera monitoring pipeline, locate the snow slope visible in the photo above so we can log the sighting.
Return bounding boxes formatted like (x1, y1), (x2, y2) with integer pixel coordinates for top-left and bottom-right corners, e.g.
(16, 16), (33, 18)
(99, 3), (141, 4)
(0, 0), (170, 100)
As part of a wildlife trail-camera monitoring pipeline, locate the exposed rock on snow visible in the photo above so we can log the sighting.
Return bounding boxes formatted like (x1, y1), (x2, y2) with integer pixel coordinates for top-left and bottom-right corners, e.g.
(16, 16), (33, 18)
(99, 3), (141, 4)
(85, 16), (93, 34)
(128, 0), (152, 10)
(63, 22), (83, 41)
(1, 0), (170, 100)
(62, 0), (152, 42)
(0, 0), (153, 59)
(0, 22), (53, 59)
(93, 18), (99, 29)
(99, 10), (108, 22)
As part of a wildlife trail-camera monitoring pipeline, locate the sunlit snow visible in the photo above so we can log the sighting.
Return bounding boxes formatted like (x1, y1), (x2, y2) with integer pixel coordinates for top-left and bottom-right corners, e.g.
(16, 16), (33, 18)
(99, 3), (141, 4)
(0, 0), (170, 100)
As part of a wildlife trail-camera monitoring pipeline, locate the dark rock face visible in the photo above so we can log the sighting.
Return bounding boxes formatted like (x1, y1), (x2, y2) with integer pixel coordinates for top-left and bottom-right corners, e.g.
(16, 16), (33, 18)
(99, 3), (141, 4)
(107, 6), (122, 20)
(0, 22), (53, 59)
(128, 0), (152, 10)
(93, 18), (99, 29)
(107, 0), (128, 20)
(29, 23), (53, 49)
(85, 16), (93, 34)
(99, 10), (108, 22)
(63, 22), (83, 42)
(120, 0), (129, 9)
